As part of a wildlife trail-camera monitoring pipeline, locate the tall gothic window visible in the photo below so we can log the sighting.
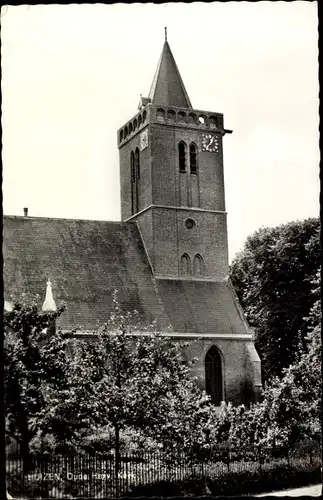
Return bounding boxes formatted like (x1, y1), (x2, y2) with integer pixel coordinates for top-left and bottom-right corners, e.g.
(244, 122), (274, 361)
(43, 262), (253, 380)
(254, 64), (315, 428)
(130, 151), (136, 214)
(193, 254), (204, 276)
(131, 151), (135, 184)
(135, 148), (140, 179)
(190, 143), (197, 174)
(179, 141), (186, 173)
(180, 253), (191, 276)
(205, 346), (223, 405)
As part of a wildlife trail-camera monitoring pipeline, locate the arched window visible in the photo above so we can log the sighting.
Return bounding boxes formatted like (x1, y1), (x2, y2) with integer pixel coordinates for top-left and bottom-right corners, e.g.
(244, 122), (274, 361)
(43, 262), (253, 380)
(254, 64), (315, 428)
(135, 148), (140, 179)
(190, 143), (197, 174)
(180, 253), (191, 276)
(205, 346), (223, 405)
(119, 130), (124, 142)
(142, 110), (147, 122)
(133, 118), (137, 130)
(178, 111), (186, 123)
(209, 116), (217, 128)
(131, 150), (139, 214)
(129, 122), (133, 134)
(178, 141), (186, 173)
(130, 151), (135, 184)
(188, 113), (197, 124)
(138, 115), (142, 127)
(130, 151), (135, 214)
(157, 108), (165, 121)
(167, 109), (175, 121)
(124, 126), (128, 138)
(193, 254), (204, 276)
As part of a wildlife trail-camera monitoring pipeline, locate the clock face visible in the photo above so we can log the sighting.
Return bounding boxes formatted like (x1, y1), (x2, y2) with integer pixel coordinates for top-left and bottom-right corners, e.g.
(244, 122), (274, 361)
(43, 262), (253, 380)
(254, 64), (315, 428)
(140, 128), (149, 151)
(201, 133), (219, 153)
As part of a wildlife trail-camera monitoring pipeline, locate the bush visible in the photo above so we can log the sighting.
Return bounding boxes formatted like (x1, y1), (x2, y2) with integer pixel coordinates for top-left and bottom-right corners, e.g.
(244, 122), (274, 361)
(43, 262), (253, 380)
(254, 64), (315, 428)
(123, 463), (322, 497)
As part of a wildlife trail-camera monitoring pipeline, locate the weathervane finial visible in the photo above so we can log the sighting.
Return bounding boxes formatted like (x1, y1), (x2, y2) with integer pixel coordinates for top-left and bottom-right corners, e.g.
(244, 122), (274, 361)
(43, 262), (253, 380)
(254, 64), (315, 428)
(164, 26), (167, 42)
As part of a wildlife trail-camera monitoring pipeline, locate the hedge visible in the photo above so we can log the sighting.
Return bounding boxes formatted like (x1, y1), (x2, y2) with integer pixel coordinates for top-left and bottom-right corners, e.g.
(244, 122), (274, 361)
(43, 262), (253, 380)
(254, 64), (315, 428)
(123, 464), (322, 497)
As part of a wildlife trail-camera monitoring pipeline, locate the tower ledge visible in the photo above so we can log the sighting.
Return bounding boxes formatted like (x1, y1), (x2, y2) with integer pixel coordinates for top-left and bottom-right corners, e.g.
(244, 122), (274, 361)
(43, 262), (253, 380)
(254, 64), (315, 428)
(118, 103), (232, 148)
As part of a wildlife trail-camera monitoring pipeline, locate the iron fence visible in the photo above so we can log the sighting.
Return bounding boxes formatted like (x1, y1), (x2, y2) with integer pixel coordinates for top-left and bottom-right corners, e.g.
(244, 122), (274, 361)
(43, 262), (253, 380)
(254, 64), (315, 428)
(6, 440), (321, 499)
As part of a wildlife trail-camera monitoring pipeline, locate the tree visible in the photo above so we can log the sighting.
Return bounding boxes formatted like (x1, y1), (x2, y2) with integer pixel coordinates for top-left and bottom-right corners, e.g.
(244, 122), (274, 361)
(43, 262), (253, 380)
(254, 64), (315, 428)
(5, 291), (214, 476)
(48, 292), (213, 466)
(230, 218), (320, 381)
(4, 301), (72, 470)
(208, 270), (321, 450)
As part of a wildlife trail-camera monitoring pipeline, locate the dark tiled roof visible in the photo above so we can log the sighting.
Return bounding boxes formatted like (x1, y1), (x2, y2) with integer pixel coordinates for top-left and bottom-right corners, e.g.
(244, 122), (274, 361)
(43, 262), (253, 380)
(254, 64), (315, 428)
(148, 41), (192, 109)
(155, 279), (248, 335)
(3, 216), (248, 335)
(3, 216), (169, 331)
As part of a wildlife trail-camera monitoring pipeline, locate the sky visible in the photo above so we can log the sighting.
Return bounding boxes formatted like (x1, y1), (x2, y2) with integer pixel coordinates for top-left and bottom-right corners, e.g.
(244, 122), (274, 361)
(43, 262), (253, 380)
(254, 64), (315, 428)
(1, 2), (319, 261)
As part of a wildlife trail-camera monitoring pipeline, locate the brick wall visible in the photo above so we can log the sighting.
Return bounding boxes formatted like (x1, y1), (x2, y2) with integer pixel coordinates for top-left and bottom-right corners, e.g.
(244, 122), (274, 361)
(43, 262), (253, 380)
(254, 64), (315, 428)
(135, 206), (228, 278)
(119, 126), (152, 220)
(183, 338), (248, 405)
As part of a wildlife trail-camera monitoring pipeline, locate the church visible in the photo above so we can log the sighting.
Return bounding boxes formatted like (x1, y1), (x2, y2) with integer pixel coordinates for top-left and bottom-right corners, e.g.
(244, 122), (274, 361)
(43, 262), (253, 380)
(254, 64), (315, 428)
(3, 33), (262, 406)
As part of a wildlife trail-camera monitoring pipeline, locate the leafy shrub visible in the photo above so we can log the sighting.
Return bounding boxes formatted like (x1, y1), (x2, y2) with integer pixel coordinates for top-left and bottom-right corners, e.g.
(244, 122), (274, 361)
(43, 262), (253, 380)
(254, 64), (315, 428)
(123, 463), (322, 497)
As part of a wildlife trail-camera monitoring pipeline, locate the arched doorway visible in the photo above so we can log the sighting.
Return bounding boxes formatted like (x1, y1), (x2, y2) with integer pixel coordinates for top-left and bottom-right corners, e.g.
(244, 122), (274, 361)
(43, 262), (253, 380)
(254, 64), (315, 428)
(205, 346), (223, 405)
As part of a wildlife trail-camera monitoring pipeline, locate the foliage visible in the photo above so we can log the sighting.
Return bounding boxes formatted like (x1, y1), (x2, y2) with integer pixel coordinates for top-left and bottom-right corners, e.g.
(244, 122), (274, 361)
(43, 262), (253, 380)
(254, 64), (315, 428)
(34, 291), (214, 458)
(230, 218), (320, 381)
(124, 462), (322, 497)
(204, 271), (321, 450)
(4, 300), (71, 468)
(5, 262), (320, 478)
(5, 291), (215, 467)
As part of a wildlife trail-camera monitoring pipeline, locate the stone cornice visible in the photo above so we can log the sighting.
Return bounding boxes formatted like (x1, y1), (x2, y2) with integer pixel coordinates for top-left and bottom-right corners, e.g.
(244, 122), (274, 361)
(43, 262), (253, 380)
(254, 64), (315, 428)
(125, 204), (227, 222)
(153, 274), (225, 282)
(64, 330), (254, 341)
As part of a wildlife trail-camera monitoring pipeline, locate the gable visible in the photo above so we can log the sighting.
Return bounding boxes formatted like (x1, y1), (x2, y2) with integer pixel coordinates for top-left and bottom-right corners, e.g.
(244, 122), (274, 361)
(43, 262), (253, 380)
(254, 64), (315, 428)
(3, 216), (169, 331)
(3, 216), (248, 336)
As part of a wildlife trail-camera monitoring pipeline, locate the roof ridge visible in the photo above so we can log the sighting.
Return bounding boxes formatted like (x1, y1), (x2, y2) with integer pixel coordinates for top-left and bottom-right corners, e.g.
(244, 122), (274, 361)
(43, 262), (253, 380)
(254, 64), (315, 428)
(3, 215), (131, 224)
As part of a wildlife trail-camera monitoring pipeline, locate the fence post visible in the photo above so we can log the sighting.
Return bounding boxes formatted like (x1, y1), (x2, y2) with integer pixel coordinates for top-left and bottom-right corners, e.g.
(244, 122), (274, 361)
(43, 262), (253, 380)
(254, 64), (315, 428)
(115, 426), (120, 498)
(309, 447), (313, 465)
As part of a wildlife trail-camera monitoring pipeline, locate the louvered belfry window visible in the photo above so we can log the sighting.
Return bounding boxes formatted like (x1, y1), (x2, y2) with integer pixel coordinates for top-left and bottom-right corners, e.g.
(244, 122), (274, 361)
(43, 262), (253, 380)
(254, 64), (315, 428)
(190, 143), (197, 174)
(205, 346), (223, 405)
(179, 142), (186, 173)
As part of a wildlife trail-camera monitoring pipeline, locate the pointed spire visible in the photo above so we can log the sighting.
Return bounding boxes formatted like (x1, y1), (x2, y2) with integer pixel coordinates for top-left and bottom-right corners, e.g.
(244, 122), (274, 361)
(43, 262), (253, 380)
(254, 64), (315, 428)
(148, 32), (192, 109)
(42, 279), (57, 312)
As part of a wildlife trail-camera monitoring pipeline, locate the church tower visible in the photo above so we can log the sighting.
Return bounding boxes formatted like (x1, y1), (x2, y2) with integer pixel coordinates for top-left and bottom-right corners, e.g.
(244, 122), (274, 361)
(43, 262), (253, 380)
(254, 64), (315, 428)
(2, 30), (262, 408)
(118, 31), (232, 281)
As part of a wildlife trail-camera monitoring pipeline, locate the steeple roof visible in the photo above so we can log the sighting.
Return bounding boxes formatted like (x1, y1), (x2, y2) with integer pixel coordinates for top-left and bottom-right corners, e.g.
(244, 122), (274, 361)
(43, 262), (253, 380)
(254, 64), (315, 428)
(148, 39), (192, 109)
